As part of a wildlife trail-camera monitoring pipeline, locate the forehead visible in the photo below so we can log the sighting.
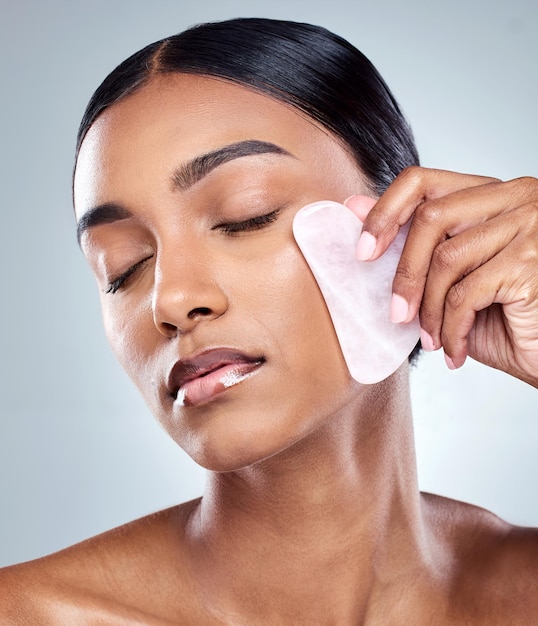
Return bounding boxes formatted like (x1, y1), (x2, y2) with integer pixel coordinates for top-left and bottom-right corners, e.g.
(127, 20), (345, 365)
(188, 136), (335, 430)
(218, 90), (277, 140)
(73, 74), (356, 217)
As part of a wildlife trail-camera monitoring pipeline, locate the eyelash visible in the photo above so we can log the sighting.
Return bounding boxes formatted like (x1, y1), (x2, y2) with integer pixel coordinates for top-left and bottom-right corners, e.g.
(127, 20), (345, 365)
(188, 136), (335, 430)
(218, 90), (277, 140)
(106, 256), (152, 294)
(105, 210), (281, 294)
(215, 209), (281, 234)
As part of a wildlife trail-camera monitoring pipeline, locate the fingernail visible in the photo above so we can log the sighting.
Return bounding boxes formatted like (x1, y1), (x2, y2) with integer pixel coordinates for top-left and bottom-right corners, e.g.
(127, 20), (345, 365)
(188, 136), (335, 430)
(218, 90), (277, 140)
(356, 231), (377, 261)
(420, 328), (435, 352)
(343, 195), (355, 206)
(444, 353), (457, 370)
(390, 293), (409, 324)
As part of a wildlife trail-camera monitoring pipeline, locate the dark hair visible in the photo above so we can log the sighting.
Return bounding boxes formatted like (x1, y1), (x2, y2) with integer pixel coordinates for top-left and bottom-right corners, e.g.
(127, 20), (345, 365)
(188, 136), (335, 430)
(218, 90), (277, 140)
(75, 17), (422, 362)
(76, 18), (419, 194)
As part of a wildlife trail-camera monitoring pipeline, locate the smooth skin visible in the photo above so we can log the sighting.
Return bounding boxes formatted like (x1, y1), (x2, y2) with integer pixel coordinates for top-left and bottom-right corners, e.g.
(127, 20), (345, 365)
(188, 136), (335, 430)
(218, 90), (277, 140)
(0, 74), (536, 625)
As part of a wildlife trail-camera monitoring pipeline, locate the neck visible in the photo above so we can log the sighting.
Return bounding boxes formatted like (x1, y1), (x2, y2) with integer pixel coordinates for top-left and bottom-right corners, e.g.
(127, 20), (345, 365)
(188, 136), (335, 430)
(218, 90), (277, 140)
(184, 368), (434, 623)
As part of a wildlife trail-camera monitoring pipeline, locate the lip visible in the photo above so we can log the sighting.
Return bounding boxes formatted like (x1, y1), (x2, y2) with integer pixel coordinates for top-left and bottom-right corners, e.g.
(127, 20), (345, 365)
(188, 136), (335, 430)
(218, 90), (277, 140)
(167, 348), (265, 407)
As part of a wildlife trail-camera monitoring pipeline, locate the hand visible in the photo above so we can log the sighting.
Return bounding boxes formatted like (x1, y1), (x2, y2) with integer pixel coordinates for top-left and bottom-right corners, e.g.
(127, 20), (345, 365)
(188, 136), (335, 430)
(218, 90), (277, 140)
(346, 167), (538, 387)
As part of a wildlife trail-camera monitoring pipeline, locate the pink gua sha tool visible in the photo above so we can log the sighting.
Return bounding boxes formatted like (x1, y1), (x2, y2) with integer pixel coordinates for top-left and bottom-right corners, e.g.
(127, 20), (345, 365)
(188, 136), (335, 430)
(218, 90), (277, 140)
(292, 198), (420, 384)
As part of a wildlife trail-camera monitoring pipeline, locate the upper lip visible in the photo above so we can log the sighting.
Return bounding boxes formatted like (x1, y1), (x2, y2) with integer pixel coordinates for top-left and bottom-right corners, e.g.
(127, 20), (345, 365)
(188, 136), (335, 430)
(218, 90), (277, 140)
(167, 348), (265, 398)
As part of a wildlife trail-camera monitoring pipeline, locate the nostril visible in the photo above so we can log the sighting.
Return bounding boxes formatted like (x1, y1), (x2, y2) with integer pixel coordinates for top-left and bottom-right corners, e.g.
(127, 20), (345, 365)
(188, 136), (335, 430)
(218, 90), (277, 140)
(160, 321), (177, 336)
(187, 307), (212, 319)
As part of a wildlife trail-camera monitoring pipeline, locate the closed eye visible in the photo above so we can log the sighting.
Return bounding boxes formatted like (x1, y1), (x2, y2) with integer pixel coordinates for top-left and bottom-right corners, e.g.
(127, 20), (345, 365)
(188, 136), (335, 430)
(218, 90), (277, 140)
(105, 255), (153, 294)
(214, 209), (281, 235)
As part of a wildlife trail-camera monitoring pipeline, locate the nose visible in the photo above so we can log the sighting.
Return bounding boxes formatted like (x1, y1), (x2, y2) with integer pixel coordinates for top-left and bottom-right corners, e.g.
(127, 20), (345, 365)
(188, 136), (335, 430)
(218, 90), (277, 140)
(152, 252), (229, 337)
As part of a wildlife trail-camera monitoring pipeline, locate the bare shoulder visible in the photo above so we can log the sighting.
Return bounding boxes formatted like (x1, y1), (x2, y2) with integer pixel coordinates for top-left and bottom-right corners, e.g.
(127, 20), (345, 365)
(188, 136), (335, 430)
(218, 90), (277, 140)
(422, 492), (538, 623)
(0, 499), (201, 625)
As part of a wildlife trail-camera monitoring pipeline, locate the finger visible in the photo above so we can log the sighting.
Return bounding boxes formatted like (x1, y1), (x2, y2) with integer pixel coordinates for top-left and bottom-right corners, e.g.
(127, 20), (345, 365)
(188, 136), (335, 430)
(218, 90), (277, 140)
(418, 208), (524, 351)
(439, 253), (513, 368)
(356, 166), (499, 262)
(440, 227), (537, 368)
(390, 178), (532, 323)
(344, 195), (377, 223)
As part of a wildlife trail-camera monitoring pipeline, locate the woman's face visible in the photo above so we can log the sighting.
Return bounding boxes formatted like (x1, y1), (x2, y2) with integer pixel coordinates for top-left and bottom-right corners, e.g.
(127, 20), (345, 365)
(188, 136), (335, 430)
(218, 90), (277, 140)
(74, 74), (370, 470)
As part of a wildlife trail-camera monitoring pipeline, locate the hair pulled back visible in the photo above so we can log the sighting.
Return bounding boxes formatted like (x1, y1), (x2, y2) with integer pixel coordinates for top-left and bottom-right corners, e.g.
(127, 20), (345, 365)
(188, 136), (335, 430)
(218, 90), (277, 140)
(76, 18), (419, 196)
(75, 18), (422, 361)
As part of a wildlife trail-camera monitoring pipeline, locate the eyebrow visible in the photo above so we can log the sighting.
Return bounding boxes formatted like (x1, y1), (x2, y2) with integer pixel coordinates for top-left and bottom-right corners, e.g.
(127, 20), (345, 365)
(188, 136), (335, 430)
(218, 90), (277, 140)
(76, 202), (131, 244)
(76, 139), (293, 244)
(171, 139), (292, 191)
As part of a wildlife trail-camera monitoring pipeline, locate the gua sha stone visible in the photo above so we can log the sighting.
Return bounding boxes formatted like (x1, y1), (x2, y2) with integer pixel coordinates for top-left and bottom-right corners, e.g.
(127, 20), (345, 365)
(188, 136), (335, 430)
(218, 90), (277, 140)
(292, 199), (420, 384)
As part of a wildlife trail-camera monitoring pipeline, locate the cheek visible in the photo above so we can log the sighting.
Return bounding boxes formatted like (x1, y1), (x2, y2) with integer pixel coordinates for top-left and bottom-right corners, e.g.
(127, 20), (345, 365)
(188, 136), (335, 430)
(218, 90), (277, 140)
(97, 233), (353, 432)
(249, 239), (350, 388)
(100, 294), (157, 389)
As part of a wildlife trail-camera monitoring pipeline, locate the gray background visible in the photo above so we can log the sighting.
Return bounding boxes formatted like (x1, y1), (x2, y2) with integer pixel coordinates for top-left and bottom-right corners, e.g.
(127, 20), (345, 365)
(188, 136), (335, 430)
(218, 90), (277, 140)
(1, 0), (536, 567)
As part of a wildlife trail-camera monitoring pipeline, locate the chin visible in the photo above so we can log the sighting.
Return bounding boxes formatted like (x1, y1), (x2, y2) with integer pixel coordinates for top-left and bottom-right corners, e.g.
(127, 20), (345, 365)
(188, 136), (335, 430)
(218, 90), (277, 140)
(164, 398), (318, 473)
(149, 359), (358, 472)
(180, 434), (280, 473)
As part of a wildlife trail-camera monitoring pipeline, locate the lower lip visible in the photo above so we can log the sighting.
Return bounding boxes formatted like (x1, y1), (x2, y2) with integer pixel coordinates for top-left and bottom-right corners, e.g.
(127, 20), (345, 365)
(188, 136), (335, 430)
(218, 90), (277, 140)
(176, 361), (263, 407)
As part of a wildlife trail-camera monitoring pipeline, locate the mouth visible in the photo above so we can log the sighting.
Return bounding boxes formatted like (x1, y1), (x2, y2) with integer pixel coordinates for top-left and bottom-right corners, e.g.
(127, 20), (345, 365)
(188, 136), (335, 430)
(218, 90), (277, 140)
(168, 348), (265, 407)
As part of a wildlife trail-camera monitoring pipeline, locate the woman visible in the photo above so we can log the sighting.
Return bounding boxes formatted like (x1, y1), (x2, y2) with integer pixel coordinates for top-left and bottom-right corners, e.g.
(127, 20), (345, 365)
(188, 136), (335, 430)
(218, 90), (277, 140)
(1, 18), (537, 624)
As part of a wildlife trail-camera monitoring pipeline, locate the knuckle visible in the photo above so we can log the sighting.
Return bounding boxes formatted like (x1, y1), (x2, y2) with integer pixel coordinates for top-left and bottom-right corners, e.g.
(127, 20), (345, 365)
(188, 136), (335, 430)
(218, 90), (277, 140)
(377, 221), (401, 242)
(506, 176), (538, 201)
(446, 281), (467, 311)
(431, 240), (462, 272)
(516, 236), (538, 266)
(511, 175), (538, 190)
(397, 165), (424, 189)
(393, 263), (422, 295)
(414, 201), (444, 227)
(393, 263), (416, 284)
(418, 305), (437, 328)
(361, 208), (393, 239)
(511, 205), (538, 262)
